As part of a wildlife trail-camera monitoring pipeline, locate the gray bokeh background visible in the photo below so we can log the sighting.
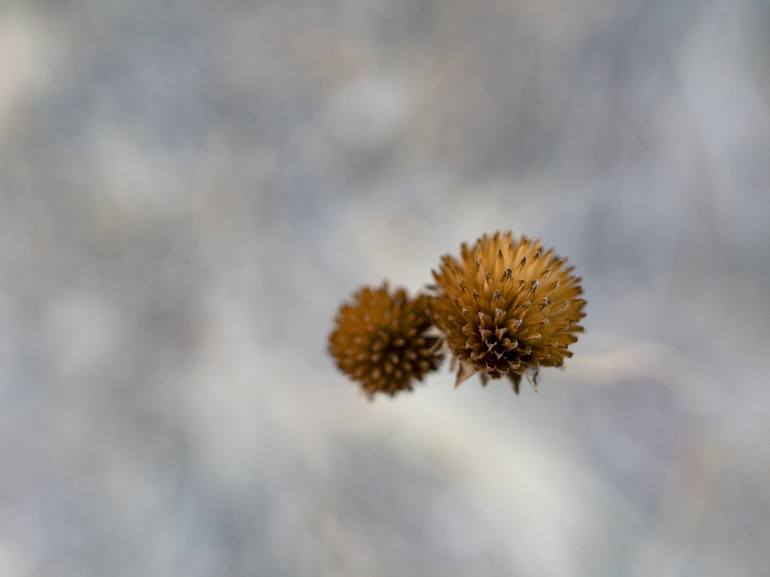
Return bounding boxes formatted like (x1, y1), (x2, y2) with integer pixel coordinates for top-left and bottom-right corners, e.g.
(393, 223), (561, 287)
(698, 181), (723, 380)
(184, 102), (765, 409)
(1, 1), (769, 575)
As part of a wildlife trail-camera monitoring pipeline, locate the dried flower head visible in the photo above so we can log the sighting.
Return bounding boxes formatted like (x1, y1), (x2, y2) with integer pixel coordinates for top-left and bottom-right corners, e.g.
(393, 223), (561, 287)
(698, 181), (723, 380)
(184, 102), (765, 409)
(431, 231), (585, 392)
(328, 283), (443, 398)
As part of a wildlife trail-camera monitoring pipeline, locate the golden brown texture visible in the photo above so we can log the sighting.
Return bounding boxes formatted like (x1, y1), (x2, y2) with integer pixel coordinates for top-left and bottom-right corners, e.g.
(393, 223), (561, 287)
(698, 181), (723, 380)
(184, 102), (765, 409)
(431, 231), (585, 392)
(328, 284), (443, 398)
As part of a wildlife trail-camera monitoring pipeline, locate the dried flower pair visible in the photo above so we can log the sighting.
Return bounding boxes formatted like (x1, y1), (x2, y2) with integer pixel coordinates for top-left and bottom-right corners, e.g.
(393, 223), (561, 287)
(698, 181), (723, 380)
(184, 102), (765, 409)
(328, 231), (586, 398)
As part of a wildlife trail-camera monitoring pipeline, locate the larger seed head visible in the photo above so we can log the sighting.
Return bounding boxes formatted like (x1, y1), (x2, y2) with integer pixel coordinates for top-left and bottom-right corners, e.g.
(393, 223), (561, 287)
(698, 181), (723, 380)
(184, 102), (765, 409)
(431, 232), (585, 392)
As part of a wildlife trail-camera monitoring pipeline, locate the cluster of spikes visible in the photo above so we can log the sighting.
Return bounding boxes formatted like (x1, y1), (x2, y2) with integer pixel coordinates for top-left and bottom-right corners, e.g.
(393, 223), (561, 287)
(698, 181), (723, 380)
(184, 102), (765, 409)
(328, 285), (443, 399)
(328, 231), (586, 398)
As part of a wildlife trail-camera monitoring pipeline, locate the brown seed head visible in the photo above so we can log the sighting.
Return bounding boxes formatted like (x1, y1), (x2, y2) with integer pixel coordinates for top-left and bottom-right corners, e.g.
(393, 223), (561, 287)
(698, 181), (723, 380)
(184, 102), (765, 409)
(328, 283), (443, 398)
(431, 231), (585, 392)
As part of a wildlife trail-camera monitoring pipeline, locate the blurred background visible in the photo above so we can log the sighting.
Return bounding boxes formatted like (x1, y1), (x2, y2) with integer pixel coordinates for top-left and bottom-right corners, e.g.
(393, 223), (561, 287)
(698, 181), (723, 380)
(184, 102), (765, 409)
(1, 0), (769, 575)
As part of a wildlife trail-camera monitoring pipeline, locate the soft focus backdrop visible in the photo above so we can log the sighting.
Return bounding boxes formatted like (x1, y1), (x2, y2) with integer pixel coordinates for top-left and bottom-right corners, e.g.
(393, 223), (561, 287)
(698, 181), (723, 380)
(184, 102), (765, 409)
(1, 1), (769, 575)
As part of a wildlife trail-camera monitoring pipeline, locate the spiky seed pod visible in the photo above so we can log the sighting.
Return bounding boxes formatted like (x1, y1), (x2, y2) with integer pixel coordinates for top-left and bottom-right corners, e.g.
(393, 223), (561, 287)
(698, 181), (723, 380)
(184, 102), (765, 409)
(328, 283), (443, 399)
(431, 231), (586, 393)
